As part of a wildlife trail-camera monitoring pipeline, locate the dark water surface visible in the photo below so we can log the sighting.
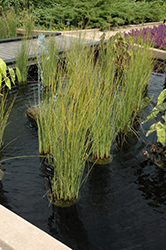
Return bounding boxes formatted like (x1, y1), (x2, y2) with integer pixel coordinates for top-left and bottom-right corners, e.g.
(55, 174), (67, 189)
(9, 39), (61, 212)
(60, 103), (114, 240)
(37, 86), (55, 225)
(0, 72), (166, 250)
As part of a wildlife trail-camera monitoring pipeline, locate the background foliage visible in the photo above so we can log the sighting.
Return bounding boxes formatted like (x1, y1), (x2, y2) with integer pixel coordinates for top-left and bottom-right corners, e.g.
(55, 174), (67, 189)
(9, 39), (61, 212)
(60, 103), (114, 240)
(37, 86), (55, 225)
(0, 0), (166, 30)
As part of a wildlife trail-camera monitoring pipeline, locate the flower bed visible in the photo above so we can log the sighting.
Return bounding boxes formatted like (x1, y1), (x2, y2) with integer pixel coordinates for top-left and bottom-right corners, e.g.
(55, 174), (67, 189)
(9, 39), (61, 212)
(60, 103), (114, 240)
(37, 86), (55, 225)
(125, 24), (166, 50)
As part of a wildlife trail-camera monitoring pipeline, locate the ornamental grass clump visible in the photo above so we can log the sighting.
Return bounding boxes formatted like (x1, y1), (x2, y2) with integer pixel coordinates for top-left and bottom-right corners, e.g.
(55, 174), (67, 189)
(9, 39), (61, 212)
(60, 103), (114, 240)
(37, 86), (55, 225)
(36, 34), (154, 205)
(37, 38), (120, 205)
(15, 39), (30, 83)
(38, 36), (60, 88)
(37, 40), (93, 205)
(116, 37), (154, 140)
(23, 12), (34, 37)
(90, 38), (121, 162)
(0, 9), (17, 39)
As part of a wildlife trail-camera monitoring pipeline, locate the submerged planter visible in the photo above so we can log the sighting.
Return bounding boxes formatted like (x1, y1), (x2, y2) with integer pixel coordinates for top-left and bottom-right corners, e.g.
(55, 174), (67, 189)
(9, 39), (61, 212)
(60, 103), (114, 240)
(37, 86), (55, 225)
(43, 162), (79, 207)
(26, 104), (46, 127)
(26, 106), (39, 127)
(47, 190), (79, 207)
(88, 155), (113, 165)
(41, 160), (79, 207)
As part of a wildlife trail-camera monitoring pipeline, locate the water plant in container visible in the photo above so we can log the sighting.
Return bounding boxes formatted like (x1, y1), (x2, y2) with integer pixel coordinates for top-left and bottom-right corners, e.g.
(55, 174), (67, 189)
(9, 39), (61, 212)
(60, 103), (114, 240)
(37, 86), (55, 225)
(142, 89), (166, 169)
(89, 37), (121, 163)
(36, 39), (119, 206)
(116, 37), (154, 146)
(37, 36), (60, 88)
(35, 33), (155, 205)
(15, 39), (31, 83)
(112, 33), (132, 81)
(89, 35), (153, 159)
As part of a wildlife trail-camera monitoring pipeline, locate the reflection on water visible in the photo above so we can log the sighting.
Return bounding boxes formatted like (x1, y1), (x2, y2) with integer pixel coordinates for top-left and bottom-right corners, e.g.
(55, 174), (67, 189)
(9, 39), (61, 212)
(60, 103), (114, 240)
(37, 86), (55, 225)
(135, 159), (166, 213)
(48, 205), (94, 250)
(0, 181), (11, 211)
(0, 70), (166, 250)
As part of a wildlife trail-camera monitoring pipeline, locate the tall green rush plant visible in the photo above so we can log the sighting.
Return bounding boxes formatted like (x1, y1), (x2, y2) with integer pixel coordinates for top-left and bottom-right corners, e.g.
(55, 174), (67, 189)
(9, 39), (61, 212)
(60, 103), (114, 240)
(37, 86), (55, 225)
(116, 37), (154, 142)
(38, 36), (60, 88)
(23, 12), (34, 37)
(15, 39), (30, 83)
(90, 38), (121, 162)
(0, 9), (17, 39)
(37, 38), (113, 206)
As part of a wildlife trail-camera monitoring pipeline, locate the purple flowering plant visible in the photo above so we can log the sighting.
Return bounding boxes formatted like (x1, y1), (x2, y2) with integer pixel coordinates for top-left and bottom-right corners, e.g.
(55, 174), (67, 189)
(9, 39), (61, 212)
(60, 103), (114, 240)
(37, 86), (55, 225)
(124, 24), (166, 50)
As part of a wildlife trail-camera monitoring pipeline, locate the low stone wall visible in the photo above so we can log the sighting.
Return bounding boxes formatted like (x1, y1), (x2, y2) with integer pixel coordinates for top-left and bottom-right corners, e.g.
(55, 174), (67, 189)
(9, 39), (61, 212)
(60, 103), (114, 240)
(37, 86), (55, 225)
(0, 205), (71, 250)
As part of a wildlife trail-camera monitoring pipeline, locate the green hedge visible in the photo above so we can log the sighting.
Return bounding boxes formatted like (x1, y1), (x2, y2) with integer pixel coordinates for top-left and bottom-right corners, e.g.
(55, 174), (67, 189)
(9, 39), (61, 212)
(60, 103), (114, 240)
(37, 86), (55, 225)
(0, 0), (165, 30)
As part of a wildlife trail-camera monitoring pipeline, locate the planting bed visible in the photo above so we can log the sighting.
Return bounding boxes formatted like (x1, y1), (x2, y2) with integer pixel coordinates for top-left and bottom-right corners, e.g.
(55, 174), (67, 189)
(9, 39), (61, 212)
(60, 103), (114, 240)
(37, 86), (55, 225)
(0, 69), (166, 249)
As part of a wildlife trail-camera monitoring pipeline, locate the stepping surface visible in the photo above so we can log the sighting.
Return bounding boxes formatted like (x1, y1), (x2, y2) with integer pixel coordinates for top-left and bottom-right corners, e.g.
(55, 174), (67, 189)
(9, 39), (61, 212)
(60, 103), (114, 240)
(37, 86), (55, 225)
(0, 35), (90, 66)
(0, 205), (71, 250)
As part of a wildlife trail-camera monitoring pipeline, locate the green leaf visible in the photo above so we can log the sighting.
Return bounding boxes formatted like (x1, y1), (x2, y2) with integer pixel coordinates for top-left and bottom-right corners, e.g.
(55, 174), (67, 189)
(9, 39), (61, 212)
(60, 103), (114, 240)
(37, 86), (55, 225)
(156, 122), (166, 147)
(142, 103), (166, 124)
(0, 58), (6, 75)
(0, 73), (2, 87)
(157, 89), (166, 106)
(146, 123), (157, 137)
(5, 78), (11, 90)
(9, 68), (15, 84)
(140, 96), (153, 109)
(16, 67), (21, 83)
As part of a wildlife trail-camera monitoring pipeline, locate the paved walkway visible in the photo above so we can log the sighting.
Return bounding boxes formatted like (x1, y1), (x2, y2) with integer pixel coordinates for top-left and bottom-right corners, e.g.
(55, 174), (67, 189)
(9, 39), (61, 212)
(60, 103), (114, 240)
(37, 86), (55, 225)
(0, 21), (163, 66)
(61, 21), (163, 41)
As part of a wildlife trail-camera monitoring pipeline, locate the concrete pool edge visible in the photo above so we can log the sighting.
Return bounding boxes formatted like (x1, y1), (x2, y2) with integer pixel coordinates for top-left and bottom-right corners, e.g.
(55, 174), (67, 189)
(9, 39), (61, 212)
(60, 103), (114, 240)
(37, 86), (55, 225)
(0, 205), (72, 250)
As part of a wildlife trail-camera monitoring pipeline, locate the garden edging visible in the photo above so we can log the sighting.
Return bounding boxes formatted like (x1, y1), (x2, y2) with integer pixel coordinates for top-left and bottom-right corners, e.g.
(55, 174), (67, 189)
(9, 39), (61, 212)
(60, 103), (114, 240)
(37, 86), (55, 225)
(0, 205), (71, 250)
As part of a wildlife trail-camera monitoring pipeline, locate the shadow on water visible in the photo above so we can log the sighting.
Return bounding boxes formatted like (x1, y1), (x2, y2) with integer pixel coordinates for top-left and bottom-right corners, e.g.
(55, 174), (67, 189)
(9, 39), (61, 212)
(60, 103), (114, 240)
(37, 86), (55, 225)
(0, 181), (11, 210)
(0, 151), (12, 210)
(48, 205), (94, 250)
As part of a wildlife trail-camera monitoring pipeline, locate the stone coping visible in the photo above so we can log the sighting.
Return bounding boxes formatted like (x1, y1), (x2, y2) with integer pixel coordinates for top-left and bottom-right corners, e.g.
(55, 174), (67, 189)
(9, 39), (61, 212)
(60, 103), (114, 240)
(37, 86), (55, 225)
(0, 205), (71, 250)
(0, 31), (61, 43)
(17, 21), (163, 36)
(62, 21), (163, 41)
(150, 47), (166, 60)
(16, 28), (61, 37)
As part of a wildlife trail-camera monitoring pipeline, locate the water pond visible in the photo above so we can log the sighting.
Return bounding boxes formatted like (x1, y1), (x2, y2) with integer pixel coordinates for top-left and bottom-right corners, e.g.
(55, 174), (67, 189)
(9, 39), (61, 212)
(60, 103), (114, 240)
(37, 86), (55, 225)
(0, 70), (166, 250)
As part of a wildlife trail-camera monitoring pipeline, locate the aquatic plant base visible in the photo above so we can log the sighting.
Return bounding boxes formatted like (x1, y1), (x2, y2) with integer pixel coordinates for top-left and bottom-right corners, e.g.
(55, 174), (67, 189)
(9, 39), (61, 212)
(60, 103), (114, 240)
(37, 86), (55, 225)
(26, 106), (39, 127)
(88, 155), (113, 165)
(47, 193), (79, 207)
